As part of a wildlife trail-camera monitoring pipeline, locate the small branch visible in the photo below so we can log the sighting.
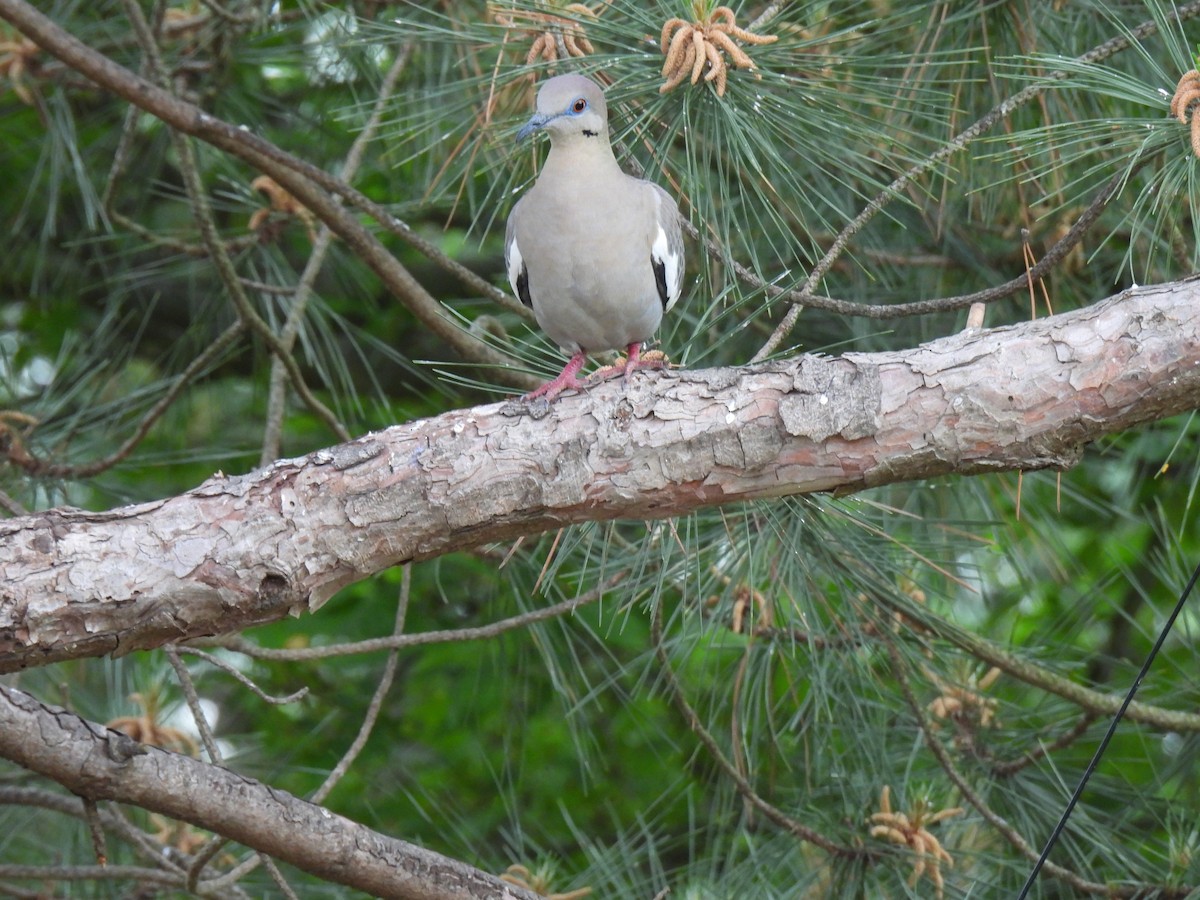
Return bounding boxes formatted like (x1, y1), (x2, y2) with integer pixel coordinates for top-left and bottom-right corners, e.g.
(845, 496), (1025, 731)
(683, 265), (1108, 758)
(988, 714), (1097, 778)
(211, 570), (625, 661)
(650, 593), (864, 857)
(0, 864), (185, 888)
(164, 646), (221, 763)
(904, 607), (1200, 733)
(261, 44), (414, 465)
(752, 152), (1142, 359)
(0, 0), (538, 391)
(0, 487), (28, 516)
(175, 647), (308, 705)
(260, 856), (300, 900)
(9, 321), (244, 480)
(0, 786), (190, 876)
(119, 0), (349, 442)
(164, 644), (239, 892)
(750, 0), (1200, 357)
(80, 796), (108, 865)
(311, 564), (411, 805)
(886, 640), (1190, 898)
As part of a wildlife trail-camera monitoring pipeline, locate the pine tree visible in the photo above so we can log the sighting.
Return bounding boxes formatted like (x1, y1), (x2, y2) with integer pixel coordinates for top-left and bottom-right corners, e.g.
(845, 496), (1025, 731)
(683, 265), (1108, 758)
(2, 1), (1200, 897)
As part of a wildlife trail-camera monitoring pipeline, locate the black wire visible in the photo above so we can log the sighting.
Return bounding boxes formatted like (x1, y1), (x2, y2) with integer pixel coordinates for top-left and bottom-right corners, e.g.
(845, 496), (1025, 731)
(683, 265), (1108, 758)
(1016, 555), (1200, 898)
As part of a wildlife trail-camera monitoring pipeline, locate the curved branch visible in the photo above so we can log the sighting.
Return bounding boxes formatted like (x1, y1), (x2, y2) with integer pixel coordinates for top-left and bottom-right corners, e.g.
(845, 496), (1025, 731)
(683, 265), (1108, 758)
(0, 685), (537, 900)
(751, 0), (1200, 357)
(2, 278), (1200, 678)
(0, 0), (538, 392)
(885, 641), (1192, 898)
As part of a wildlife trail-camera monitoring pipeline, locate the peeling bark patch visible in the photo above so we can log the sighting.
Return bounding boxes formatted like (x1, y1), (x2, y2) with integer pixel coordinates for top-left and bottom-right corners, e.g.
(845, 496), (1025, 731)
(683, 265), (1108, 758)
(445, 475), (544, 527)
(345, 478), (426, 527)
(329, 440), (385, 471)
(736, 420), (785, 470)
(779, 358), (881, 441)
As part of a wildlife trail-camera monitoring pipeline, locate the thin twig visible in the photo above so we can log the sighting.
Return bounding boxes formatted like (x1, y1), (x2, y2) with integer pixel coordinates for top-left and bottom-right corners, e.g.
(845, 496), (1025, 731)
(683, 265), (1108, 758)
(867, 587), (1200, 733)
(174, 646), (308, 705)
(194, 852), (262, 896)
(310, 564), (411, 805)
(259, 856), (300, 900)
(989, 714), (1097, 778)
(163, 646), (220, 763)
(168, 642), (297, 897)
(10, 321), (244, 479)
(260, 44), (413, 465)
(649, 593), (865, 858)
(0, 488), (28, 516)
(0, 864), (185, 887)
(0, 787), (190, 877)
(80, 796), (108, 866)
(118, 0), (349, 441)
(163, 643), (232, 891)
(752, 150), (1145, 358)
(210, 571), (626, 661)
(946, 620), (1200, 732)
(187, 835), (232, 893)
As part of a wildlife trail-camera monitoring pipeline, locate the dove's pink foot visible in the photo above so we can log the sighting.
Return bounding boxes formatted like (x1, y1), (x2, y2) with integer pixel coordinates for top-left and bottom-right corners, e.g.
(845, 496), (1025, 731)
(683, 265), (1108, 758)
(524, 350), (589, 401)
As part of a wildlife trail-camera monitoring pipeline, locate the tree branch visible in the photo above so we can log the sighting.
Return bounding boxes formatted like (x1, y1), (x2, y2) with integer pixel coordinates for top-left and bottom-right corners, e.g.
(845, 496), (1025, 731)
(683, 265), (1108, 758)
(0, 685), (537, 900)
(0, 0), (538, 391)
(2, 278), (1200, 673)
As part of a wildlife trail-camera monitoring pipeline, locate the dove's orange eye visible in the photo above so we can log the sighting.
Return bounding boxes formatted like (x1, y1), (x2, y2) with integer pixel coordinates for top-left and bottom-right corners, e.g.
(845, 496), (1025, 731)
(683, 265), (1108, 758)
(572, 98), (587, 113)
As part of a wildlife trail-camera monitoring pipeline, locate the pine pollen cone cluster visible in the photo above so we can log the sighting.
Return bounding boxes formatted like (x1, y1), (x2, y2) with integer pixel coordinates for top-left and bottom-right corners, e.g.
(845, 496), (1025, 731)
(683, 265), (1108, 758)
(491, 3), (601, 67)
(659, 5), (778, 97)
(868, 785), (964, 899)
(249, 175), (318, 244)
(0, 25), (40, 105)
(1171, 69), (1200, 158)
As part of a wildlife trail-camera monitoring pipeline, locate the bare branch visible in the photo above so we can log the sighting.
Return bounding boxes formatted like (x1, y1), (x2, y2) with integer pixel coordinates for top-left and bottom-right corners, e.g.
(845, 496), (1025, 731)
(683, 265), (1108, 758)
(261, 44), (415, 465)
(211, 569), (624, 661)
(0, 685), (539, 900)
(650, 584), (865, 857)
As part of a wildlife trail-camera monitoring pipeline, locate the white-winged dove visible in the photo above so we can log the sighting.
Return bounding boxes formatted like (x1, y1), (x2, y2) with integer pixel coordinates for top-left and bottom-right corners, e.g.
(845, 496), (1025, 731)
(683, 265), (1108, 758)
(506, 74), (685, 400)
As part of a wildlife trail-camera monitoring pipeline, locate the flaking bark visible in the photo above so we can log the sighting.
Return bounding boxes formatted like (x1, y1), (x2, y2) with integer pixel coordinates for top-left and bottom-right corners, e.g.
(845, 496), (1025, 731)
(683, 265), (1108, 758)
(2, 277), (1199, 673)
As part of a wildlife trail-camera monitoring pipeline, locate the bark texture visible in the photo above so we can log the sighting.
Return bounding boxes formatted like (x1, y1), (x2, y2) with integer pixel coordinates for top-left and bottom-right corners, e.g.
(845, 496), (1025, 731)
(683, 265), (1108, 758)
(0, 685), (536, 900)
(2, 277), (1199, 673)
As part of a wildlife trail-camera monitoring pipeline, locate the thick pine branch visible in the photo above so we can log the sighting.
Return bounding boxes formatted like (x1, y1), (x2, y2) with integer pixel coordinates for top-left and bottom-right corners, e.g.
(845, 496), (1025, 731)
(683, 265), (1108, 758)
(0, 685), (537, 900)
(2, 278), (1199, 672)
